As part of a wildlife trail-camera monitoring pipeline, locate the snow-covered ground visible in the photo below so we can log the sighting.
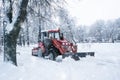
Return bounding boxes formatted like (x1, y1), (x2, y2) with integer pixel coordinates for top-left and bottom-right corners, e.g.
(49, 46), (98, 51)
(0, 43), (120, 80)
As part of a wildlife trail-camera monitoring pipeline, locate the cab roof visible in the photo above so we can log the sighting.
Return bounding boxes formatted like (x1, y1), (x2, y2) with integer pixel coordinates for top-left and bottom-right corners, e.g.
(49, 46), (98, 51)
(41, 28), (60, 33)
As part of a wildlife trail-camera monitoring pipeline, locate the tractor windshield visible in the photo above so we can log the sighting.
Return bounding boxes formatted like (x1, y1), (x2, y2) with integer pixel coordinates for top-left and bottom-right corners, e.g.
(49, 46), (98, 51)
(49, 32), (60, 40)
(55, 32), (60, 39)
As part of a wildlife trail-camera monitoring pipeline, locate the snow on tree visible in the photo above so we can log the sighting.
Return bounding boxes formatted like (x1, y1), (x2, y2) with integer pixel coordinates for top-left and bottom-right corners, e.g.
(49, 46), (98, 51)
(3, 0), (29, 66)
(89, 20), (105, 42)
(115, 18), (120, 40)
(1, 0), (66, 66)
(75, 25), (87, 43)
(22, 0), (65, 43)
(58, 8), (77, 43)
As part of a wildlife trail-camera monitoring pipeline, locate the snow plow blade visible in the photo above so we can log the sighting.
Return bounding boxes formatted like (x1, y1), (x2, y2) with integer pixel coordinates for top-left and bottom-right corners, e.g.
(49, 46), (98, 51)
(71, 52), (95, 60)
(62, 52), (95, 61)
(77, 52), (95, 57)
(62, 53), (80, 61)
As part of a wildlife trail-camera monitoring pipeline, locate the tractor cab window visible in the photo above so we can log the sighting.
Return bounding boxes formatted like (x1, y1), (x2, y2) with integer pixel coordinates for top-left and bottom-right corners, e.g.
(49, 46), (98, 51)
(49, 33), (53, 39)
(49, 32), (60, 40)
(55, 32), (60, 39)
(60, 33), (64, 40)
(41, 32), (48, 41)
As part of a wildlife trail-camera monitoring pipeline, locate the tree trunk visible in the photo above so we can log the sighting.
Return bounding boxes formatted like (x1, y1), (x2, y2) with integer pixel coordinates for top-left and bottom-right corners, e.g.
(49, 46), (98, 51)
(26, 19), (30, 46)
(4, 34), (17, 65)
(4, 0), (29, 66)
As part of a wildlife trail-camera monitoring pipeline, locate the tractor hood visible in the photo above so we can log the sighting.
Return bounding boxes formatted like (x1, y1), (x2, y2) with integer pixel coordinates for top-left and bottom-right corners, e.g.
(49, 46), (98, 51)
(58, 39), (72, 46)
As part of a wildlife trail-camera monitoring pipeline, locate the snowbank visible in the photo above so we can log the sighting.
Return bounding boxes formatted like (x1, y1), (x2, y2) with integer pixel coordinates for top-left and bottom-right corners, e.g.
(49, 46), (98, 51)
(0, 43), (120, 80)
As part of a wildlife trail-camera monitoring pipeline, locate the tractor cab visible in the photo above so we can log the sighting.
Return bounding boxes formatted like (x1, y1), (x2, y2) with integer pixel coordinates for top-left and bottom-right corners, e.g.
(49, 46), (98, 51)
(48, 29), (61, 40)
(40, 29), (63, 42)
(47, 29), (77, 54)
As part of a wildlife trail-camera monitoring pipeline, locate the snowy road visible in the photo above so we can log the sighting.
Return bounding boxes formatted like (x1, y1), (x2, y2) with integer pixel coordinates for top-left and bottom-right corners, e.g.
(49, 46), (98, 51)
(0, 43), (120, 80)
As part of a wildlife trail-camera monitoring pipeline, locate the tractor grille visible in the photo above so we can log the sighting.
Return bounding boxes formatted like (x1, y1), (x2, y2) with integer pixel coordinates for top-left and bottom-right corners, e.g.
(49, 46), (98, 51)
(62, 43), (71, 52)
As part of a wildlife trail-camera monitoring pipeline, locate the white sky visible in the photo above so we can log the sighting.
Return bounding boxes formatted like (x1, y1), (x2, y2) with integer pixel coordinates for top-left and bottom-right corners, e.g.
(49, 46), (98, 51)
(67, 0), (120, 26)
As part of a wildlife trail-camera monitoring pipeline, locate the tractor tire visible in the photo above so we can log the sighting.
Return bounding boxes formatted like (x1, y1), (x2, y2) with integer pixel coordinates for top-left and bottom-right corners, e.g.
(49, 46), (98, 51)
(48, 49), (58, 61)
(43, 38), (59, 61)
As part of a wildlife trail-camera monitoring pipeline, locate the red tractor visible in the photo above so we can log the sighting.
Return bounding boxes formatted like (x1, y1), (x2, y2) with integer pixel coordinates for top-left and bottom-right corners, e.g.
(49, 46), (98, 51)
(32, 29), (94, 60)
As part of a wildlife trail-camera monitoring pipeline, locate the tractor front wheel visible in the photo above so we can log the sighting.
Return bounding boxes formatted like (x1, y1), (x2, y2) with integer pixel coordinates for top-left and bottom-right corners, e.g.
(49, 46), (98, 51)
(47, 49), (58, 61)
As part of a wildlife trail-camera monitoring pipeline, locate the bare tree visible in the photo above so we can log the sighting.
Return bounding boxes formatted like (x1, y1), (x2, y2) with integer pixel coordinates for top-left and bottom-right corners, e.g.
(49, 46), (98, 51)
(26, 0), (65, 43)
(58, 8), (76, 43)
(89, 20), (105, 42)
(4, 0), (29, 66)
